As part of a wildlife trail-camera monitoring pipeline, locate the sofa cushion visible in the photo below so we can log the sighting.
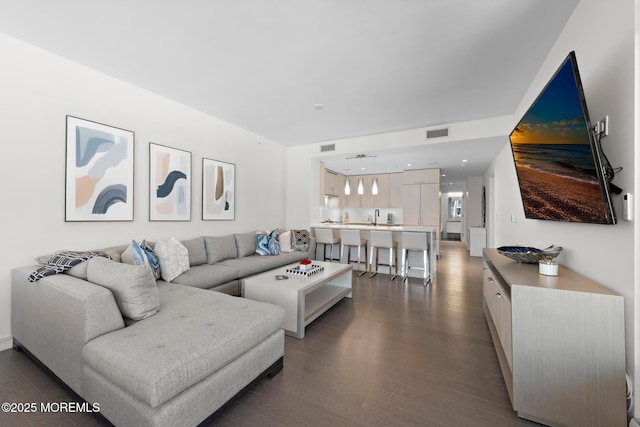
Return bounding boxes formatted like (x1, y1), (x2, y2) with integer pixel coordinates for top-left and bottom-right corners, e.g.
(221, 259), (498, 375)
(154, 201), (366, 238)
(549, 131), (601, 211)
(220, 251), (308, 278)
(170, 264), (239, 289)
(204, 235), (237, 264)
(180, 237), (207, 266)
(87, 257), (160, 320)
(81, 283), (285, 408)
(154, 238), (190, 282)
(234, 231), (256, 257)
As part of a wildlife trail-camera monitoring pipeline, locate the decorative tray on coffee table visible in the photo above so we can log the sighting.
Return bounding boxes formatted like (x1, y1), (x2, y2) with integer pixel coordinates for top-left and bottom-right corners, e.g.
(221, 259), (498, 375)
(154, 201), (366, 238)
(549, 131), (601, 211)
(286, 264), (325, 276)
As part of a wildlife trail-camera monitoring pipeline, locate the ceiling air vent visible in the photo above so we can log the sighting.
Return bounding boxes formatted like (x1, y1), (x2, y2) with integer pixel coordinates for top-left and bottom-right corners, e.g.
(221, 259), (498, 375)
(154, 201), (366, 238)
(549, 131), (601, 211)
(426, 128), (449, 139)
(320, 143), (336, 152)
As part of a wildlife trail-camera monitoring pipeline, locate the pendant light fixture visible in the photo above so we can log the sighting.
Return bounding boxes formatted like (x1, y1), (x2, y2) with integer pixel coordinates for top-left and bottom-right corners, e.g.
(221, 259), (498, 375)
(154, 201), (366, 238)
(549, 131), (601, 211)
(344, 158), (351, 195)
(357, 155), (364, 195)
(371, 156), (379, 195)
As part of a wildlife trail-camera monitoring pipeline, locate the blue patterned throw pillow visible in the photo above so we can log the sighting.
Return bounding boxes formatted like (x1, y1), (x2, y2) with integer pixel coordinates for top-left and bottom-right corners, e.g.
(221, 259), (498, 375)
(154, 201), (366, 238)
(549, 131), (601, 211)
(140, 240), (162, 279)
(267, 229), (281, 255)
(131, 240), (161, 279)
(256, 233), (270, 256)
(256, 230), (281, 256)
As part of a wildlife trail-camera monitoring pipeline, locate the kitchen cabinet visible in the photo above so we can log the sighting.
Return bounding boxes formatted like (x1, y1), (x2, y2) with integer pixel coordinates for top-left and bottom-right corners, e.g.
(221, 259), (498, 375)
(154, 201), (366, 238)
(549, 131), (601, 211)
(482, 249), (625, 427)
(320, 164), (345, 207)
(360, 175), (375, 208)
(325, 169), (342, 196)
(344, 175), (360, 208)
(402, 183), (440, 226)
(388, 173), (403, 208)
(351, 174), (392, 208)
(403, 168), (440, 184)
(402, 168), (440, 255)
(372, 174), (390, 208)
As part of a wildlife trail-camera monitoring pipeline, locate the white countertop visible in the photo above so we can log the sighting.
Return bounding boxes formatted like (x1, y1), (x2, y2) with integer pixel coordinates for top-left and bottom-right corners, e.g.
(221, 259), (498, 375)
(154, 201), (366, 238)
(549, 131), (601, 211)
(313, 223), (437, 233)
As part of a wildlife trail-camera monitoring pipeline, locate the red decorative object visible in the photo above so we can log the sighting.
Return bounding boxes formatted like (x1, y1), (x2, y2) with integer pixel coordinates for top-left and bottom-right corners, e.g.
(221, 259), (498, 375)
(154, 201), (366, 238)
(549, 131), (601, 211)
(300, 259), (312, 265)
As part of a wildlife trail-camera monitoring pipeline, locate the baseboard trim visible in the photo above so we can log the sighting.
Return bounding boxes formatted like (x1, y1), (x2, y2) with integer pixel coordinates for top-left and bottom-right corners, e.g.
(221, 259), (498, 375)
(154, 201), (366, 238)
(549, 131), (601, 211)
(0, 336), (13, 352)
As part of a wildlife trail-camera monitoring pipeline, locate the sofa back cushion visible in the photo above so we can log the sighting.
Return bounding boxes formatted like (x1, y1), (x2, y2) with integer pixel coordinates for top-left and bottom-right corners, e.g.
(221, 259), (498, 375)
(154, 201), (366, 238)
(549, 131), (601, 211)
(235, 231), (257, 257)
(180, 237), (207, 266)
(87, 257), (160, 320)
(204, 235), (237, 264)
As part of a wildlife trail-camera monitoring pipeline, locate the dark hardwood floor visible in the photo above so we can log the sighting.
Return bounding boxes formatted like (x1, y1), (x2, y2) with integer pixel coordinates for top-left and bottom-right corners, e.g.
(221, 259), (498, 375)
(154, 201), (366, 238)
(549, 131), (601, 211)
(0, 241), (538, 426)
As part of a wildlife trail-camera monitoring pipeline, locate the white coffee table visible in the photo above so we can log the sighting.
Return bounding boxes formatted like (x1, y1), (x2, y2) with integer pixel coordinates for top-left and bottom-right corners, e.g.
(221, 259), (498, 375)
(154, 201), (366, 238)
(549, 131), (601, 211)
(242, 261), (352, 339)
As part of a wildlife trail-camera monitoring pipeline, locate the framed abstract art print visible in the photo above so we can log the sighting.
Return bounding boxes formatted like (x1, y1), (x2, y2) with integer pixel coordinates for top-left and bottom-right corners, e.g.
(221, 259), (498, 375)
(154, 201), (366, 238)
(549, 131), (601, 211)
(65, 116), (134, 221)
(202, 158), (235, 220)
(149, 143), (191, 221)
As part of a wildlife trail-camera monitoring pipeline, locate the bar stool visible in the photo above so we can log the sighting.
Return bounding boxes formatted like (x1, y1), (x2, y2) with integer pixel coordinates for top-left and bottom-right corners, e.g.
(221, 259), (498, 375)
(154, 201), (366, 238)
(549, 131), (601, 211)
(314, 228), (340, 262)
(401, 232), (430, 285)
(368, 230), (398, 280)
(340, 229), (368, 276)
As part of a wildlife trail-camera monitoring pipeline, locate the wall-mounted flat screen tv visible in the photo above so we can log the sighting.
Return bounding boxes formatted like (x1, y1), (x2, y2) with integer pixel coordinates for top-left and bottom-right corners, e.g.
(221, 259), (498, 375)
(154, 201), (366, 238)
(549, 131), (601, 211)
(509, 51), (616, 224)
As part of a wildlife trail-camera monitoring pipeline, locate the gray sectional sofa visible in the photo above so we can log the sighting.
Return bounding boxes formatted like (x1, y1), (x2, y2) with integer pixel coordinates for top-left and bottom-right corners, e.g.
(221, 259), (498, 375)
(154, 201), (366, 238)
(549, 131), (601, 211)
(166, 231), (316, 295)
(11, 230), (316, 427)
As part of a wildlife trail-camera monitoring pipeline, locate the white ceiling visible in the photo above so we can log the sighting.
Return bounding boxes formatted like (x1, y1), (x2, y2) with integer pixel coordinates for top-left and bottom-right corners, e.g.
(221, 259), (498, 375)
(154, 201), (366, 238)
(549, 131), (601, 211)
(0, 0), (578, 189)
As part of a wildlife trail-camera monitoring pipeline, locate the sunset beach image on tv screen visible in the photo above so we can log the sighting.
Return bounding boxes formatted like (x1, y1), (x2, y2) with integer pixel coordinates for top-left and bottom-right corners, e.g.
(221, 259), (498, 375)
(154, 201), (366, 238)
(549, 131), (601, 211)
(509, 54), (609, 224)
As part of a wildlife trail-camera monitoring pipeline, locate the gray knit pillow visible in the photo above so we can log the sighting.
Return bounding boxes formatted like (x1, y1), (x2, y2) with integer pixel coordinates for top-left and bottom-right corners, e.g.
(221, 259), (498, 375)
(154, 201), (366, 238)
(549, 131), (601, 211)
(87, 257), (159, 320)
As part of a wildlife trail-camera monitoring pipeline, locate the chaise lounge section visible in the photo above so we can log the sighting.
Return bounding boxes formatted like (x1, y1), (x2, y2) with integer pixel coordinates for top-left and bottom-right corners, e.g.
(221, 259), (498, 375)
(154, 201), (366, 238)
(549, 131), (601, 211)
(11, 229), (316, 427)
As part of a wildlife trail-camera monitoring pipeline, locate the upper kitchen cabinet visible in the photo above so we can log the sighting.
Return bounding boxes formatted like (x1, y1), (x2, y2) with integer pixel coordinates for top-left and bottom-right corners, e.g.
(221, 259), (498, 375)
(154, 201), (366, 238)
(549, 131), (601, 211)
(325, 169), (343, 196)
(388, 173), (403, 208)
(403, 168), (440, 184)
(373, 174), (390, 208)
(320, 163), (345, 207)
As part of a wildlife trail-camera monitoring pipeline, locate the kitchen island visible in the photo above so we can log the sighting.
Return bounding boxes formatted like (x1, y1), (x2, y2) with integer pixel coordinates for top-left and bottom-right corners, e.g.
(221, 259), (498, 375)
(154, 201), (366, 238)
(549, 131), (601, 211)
(311, 223), (437, 283)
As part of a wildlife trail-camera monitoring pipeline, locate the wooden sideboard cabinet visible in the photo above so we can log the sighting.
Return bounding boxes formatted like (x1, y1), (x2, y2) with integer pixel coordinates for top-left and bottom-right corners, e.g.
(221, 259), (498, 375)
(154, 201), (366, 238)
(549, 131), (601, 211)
(482, 248), (626, 427)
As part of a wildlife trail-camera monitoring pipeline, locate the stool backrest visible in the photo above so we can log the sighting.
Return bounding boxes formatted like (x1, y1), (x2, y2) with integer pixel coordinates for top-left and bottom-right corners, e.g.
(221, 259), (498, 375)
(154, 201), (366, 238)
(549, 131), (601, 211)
(402, 232), (428, 250)
(369, 230), (393, 247)
(315, 228), (336, 244)
(340, 229), (362, 246)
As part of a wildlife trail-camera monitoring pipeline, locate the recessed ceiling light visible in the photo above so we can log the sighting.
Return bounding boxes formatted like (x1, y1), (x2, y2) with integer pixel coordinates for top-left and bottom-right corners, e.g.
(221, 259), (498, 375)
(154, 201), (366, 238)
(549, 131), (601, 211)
(407, 163), (412, 167)
(441, 174), (446, 177)
(462, 159), (468, 163)
(314, 104), (324, 110)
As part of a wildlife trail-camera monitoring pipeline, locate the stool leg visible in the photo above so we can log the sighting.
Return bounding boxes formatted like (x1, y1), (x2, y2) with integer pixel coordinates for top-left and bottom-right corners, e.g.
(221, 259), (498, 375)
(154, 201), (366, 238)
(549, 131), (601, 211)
(402, 249), (409, 280)
(356, 244), (366, 277)
(390, 248), (397, 280)
(369, 246), (378, 278)
(340, 244), (345, 264)
(422, 249), (427, 285)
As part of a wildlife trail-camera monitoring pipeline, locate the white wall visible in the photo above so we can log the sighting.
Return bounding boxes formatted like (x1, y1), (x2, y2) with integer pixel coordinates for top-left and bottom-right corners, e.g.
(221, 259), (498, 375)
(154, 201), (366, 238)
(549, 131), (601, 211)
(485, 0), (637, 406)
(0, 34), (288, 349)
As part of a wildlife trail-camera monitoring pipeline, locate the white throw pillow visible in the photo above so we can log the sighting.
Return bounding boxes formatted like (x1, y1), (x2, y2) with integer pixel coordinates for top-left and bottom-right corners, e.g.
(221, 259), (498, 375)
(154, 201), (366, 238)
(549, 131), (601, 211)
(154, 237), (190, 282)
(279, 230), (294, 253)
